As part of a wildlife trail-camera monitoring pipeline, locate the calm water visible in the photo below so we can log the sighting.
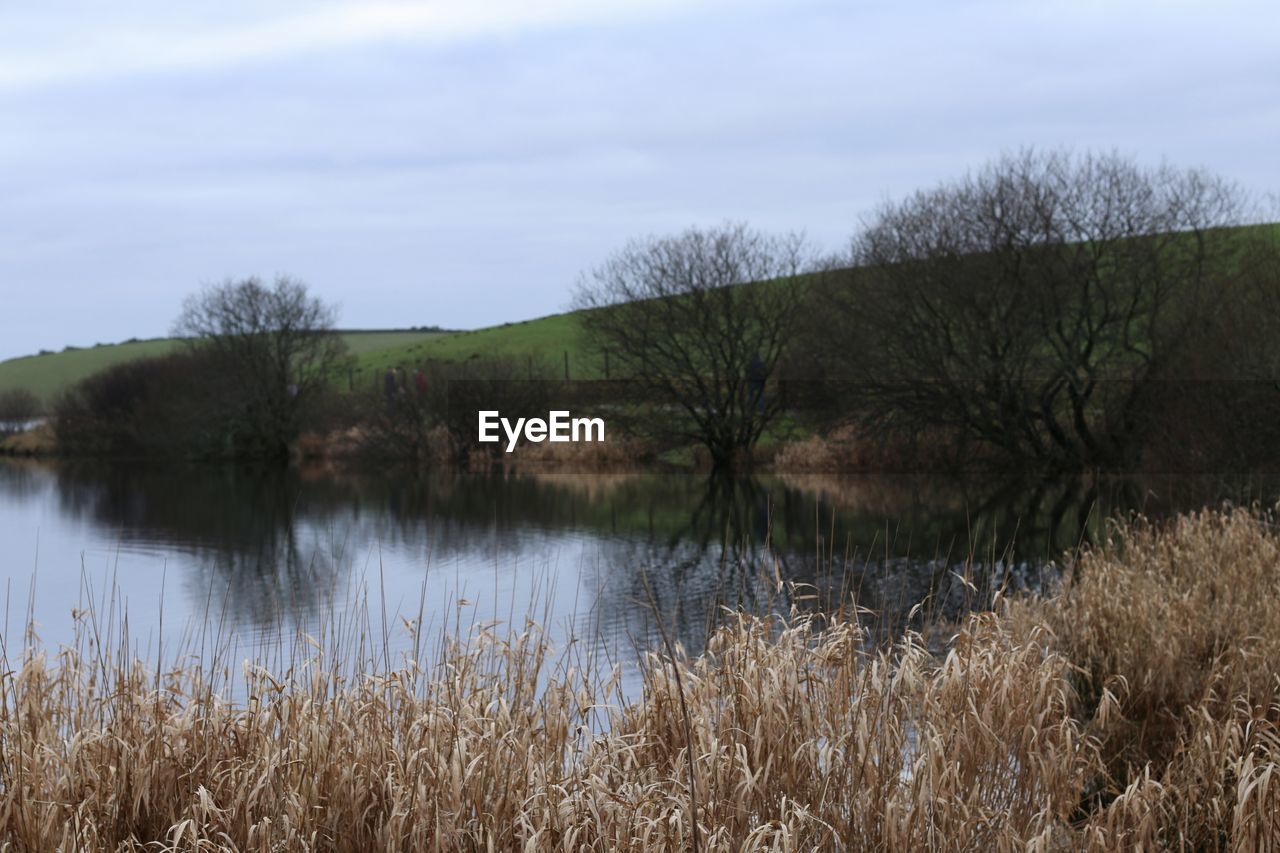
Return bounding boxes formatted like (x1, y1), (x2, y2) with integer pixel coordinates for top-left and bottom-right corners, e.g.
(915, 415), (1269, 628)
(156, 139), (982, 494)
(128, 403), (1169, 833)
(0, 459), (1266, 690)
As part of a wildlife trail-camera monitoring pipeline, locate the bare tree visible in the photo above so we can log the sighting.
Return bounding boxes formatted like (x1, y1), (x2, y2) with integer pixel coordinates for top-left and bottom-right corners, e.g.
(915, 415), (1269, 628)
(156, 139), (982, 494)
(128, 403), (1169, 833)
(174, 276), (347, 458)
(803, 150), (1261, 470)
(574, 222), (813, 469)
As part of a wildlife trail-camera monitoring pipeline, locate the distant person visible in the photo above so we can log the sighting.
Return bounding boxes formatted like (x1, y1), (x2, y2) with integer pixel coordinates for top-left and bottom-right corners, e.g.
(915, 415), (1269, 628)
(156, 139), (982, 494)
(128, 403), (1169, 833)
(414, 368), (427, 396)
(384, 367), (397, 414)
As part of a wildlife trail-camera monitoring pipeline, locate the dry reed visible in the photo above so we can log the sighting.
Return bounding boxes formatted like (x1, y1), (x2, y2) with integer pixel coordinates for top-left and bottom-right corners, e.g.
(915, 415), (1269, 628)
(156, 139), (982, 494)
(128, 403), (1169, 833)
(475, 430), (647, 471)
(2, 507), (1279, 850)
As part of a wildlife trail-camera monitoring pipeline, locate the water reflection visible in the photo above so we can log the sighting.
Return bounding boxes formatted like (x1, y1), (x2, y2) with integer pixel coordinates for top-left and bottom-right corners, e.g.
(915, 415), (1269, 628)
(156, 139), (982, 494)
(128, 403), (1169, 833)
(0, 460), (1273, 668)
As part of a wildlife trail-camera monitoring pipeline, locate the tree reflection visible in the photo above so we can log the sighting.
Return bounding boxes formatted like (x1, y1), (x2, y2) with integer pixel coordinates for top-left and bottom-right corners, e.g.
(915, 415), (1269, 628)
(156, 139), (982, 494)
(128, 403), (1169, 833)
(6, 459), (1273, 659)
(0, 459), (44, 501)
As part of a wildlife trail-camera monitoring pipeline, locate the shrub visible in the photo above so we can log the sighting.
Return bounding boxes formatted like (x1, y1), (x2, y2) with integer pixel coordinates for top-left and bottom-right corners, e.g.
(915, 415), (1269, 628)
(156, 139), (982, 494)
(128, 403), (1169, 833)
(0, 387), (41, 432)
(53, 350), (238, 457)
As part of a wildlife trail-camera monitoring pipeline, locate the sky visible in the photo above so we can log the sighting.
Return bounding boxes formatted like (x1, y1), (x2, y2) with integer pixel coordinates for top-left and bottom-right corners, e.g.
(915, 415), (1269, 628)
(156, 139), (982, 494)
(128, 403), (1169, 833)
(1, 0), (1277, 360)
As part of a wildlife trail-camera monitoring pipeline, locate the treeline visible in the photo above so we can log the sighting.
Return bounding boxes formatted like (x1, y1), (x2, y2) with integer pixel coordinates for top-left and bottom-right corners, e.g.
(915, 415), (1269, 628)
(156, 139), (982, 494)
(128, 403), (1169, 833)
(53, 278), (348, 459)
(50, 282), (568, 463)
(45, 149), (1280, 472)
(789, 151), (1280, 472)
(576, 150), (1280, 472)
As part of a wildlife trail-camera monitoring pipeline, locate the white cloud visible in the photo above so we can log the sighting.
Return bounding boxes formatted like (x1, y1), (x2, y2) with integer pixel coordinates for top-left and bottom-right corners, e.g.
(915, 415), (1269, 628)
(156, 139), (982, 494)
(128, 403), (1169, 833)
(0, 0), (706, 89)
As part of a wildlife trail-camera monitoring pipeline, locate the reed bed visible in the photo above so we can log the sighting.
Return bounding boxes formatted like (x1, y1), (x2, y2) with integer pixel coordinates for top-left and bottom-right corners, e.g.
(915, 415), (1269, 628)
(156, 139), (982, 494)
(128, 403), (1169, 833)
(2, 508), (1279, 850)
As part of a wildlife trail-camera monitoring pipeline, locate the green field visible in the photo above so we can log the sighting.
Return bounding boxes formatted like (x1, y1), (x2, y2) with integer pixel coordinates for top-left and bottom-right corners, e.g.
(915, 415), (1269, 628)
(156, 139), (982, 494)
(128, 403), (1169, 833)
(0, 302), (687, 404)
(0, 339), (180, 405)
(0, 330), (455, 405)
(348, 312), (597, 387)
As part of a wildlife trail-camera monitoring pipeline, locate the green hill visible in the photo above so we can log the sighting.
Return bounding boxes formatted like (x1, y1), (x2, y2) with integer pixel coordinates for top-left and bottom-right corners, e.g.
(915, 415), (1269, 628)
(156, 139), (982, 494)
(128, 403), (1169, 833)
(347, 312), (597, 388)
(0, 339), (180, 406)
(0, 330), (453, 406)
(9, 222), (1276, 406)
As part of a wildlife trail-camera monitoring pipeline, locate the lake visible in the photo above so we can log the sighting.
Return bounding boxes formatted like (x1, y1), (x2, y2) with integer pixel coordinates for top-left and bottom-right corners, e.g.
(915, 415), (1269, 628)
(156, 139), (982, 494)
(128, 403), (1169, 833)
(0, 459), (1266, 695)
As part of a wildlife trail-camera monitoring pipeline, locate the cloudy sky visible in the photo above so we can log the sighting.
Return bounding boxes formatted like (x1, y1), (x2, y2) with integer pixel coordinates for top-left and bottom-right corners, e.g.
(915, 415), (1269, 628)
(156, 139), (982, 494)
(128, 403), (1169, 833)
(1, 0), (1276, 360)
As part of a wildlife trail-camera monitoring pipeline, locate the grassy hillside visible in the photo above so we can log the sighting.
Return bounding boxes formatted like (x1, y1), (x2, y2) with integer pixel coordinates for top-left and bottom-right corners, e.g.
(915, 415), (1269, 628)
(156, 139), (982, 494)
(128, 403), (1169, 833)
(8, 223), (1275, 405)
(0, 339), (179, 405)
(349, 312), (597, 386)
(0, 330), (450, 405)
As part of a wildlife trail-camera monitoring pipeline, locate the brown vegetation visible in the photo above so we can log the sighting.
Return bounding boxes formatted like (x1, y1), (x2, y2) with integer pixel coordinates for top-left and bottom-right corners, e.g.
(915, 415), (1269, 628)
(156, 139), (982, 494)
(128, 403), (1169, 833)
(0, 421), (55, 456)
(2, 508), (1279, 849)
(1016, 508), (1280, 843)
(493, 431), (647, 470)
(768, 423), (978, 474)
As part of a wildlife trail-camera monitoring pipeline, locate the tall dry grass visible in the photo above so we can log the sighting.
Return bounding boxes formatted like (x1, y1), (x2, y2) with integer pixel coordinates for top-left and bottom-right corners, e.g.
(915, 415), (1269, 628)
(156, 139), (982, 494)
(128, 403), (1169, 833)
(2, 507), (1279, 850)
(483, 432), (647, 470)
(1017, 507), (1280, 848)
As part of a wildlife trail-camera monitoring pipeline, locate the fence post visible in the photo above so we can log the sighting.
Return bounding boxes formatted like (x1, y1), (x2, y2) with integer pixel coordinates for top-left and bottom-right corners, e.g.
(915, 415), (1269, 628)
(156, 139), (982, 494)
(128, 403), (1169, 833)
(564, 351), (570, 381)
